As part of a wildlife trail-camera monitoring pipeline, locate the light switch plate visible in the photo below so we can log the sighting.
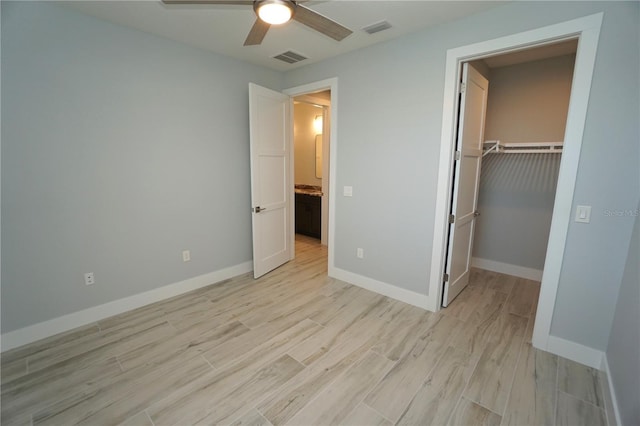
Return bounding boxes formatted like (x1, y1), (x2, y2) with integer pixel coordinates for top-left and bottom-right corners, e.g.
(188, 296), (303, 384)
(343, 186), (353, 197)
(575, 205), (592, 223)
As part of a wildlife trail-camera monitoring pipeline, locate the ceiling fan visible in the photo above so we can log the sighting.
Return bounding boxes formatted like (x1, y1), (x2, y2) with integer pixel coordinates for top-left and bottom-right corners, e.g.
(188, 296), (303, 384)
(162, 0), (353, 46)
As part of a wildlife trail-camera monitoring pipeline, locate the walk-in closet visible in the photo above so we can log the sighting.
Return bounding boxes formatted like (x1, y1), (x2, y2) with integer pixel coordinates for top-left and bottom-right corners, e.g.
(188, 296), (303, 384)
(471, 40), (577, 279)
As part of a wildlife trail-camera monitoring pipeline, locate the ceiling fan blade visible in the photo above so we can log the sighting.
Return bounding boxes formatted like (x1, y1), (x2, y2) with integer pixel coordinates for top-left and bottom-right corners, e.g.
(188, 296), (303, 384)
(244, 18), (271, 46)
(292, 4), (352, 42)
(162, 0), (253, 5)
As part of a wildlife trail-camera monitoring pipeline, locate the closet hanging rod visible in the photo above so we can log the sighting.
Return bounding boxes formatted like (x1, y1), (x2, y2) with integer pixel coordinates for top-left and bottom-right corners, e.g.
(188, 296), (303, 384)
(483, 140), (563, 156)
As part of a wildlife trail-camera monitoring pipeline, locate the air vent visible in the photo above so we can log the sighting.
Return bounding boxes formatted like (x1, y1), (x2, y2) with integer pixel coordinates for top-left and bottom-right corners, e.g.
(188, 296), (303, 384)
(273, 51), (308, 64)
(362, 20), (392, 35)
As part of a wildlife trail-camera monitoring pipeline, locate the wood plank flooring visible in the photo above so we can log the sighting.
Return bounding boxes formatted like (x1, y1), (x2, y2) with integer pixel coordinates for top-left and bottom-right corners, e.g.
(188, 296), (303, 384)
(1, 235), (610, 425)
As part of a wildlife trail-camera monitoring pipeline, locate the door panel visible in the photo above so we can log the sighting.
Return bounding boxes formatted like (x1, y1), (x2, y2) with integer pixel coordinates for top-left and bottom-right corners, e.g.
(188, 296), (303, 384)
(449, 217), (474, 284)
(457, 155), (482, 215)
(256, 96), (286, 151)
(259, 209), (288, 261)
(443, 63), (489, 306)
(249, 83), (292, 278)
(258, 156), (286, 206)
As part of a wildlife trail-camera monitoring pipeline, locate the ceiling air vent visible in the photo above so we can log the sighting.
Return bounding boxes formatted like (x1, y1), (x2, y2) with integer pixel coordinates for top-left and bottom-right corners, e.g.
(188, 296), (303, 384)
(362, 20), (392, 35)
(273, 51), (308, 64)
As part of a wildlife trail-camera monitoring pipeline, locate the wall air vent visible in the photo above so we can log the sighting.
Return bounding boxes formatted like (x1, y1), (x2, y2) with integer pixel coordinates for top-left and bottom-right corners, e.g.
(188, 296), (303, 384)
(362, 20), (392, 35)
(273, 51), (308, 64)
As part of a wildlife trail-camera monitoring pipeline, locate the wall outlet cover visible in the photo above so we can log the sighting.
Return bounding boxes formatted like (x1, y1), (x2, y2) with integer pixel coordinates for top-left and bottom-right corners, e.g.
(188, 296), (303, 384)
(84, 272), (95, 286)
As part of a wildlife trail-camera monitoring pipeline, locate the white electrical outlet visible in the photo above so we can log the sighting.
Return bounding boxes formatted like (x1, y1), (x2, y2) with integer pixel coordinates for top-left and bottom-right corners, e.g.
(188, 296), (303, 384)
(182, 250), (191, 262)
(356, 248), (364, 259)
(343, 186), (353, 197)
(84, 272), (95, 286)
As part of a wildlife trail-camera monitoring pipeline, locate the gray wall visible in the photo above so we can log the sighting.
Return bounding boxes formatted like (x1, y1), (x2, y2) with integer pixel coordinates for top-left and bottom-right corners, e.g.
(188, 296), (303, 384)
(283, 1), (640, 350)
(606, 203), (640, 426)
(548, 1), (639, 350)
(1, 2), (282, 333)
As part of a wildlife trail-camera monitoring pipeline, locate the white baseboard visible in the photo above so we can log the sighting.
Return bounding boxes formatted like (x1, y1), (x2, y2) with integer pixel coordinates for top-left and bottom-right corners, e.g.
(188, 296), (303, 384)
(472, 257), (543, 281)
(601, 354), (623, 426)
(329, 267), (430, 311)
(1, 261), (253, 352)
(546, 335), (604, 369)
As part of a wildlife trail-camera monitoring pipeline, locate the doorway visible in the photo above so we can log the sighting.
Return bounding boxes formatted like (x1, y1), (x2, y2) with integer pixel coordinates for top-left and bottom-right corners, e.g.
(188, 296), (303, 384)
(249, 80), (337, 279)
(293, 92), (331, 246)
(443, 40), (577, 307)
(284, 78), (338, 273)
(428, 13), (603, 354)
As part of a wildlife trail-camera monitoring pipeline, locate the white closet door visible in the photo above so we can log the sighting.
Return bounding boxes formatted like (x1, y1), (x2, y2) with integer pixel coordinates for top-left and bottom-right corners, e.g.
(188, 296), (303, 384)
(443, 63), (489, 307)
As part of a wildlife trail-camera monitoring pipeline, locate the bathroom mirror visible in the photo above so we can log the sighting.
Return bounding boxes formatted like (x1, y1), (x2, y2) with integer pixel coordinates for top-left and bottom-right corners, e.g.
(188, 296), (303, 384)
(315, 135), (322, 179)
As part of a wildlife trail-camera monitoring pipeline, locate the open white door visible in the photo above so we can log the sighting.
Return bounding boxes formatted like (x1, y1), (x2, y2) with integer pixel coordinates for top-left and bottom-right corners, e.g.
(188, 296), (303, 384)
(249, 83), (292, 278)
(442, 63), (489, 306)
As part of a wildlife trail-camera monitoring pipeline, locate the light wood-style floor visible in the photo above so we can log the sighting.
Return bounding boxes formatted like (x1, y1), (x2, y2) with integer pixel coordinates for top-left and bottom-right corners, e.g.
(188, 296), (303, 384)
(1, 235), (609, 426)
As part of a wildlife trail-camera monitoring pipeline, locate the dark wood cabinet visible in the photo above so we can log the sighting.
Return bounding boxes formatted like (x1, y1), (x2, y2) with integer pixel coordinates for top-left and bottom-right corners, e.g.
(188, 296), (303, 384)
(295, 193), (321, 239)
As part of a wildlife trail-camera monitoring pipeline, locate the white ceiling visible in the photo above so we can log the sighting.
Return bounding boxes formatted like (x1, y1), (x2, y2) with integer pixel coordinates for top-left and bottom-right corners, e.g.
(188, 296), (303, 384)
(62, 1), (506, 71)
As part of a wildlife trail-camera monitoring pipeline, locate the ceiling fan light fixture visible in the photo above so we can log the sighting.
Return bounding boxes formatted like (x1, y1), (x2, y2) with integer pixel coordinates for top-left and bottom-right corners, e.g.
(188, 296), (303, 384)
(255, 0), (294, 25)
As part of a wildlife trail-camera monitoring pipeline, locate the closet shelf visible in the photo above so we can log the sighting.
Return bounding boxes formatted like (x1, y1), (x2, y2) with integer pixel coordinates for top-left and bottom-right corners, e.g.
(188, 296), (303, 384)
(483, 140), (563, 156)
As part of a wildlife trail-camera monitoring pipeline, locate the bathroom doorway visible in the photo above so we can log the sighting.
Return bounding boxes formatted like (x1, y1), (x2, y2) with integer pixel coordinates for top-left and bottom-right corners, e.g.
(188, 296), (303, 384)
(292, 90), (331, 246)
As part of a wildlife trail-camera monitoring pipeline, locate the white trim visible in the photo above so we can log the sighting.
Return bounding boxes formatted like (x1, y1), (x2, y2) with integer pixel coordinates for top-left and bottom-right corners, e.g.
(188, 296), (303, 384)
(471, 257), (543, 281)
(428, 13), (604, 359)
(330, 266), (430, 309)
(546, 335), (603, 369)
(0, 261), (253, 352)
(284, 78), (338, 273)
(601, 354), (623, 426)
(321, 105), (330, 246)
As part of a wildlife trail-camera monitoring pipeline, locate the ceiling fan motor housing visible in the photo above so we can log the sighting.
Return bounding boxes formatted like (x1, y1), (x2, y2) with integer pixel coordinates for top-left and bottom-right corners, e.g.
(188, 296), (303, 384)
(254, 0), (297, 25)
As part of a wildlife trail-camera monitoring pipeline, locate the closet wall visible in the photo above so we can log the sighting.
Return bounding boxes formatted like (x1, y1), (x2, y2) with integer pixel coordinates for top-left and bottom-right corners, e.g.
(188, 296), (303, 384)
(472, 54), (576, 272)
(483, 55), (575, 143)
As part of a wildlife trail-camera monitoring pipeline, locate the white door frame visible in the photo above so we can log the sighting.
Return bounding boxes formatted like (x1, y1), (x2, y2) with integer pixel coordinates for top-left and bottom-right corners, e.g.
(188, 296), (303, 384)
(284, 78), (338, 270)
(428, 13), (603, 353)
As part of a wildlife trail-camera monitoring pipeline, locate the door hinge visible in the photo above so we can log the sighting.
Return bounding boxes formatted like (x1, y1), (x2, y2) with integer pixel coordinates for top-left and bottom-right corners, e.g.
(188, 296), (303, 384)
(455, 151), (461, 161)
(459, 82), (466, 94)
(449, 214), (455, 224)
(443, 273), (449, 282)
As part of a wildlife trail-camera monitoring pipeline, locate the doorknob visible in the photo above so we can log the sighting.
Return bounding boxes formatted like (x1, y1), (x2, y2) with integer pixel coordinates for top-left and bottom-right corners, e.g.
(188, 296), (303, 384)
(474, 210), (480, 217)
(253, 206), (266, 213)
